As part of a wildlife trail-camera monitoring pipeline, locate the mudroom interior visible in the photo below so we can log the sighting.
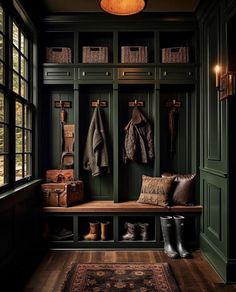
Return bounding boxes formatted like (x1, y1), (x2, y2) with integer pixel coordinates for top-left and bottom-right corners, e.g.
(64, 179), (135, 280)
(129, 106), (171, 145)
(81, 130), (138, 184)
(0, 0), (236, 291)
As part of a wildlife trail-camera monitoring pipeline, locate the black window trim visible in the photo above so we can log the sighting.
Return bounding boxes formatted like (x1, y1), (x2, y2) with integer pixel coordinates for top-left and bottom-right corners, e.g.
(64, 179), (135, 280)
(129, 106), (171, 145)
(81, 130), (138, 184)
(0, 0), (38, 193)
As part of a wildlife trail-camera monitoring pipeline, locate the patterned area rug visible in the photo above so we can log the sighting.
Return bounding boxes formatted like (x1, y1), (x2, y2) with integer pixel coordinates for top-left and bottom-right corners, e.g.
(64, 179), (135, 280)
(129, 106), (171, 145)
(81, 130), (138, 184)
(61, 263), (180, 292)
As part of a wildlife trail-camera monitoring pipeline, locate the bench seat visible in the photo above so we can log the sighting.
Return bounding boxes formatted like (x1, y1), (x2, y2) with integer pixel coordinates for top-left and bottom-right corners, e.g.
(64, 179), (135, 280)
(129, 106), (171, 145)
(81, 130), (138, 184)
(42, 200), (202, 213)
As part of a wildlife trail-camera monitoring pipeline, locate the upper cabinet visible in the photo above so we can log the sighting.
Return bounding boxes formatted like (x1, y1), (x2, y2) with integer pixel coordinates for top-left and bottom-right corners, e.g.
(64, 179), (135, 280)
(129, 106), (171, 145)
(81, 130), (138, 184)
(118, 31), (155, 64)
(42, 15), (197, 67)
(159, 31), (196, 64)
(44, 32), (74, 64)
(78, 32), (114, 64)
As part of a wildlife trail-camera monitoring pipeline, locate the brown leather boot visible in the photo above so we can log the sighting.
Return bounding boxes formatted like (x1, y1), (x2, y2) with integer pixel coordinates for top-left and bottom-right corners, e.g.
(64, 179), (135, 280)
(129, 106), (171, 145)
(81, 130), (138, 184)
(83, 221), (99, 240)
(101, 221), (110, 240)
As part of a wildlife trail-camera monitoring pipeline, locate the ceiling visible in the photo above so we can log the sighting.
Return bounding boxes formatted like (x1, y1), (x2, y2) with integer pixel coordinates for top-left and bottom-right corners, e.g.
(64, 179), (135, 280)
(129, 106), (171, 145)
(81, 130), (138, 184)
(42, 0), (200, 14)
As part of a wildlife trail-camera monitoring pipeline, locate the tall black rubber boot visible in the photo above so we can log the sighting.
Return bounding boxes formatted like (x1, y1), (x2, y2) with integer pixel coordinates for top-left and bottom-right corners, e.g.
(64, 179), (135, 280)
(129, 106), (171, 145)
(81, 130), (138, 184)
(160, 216), (179, 259)
(173, 215), (191, 258)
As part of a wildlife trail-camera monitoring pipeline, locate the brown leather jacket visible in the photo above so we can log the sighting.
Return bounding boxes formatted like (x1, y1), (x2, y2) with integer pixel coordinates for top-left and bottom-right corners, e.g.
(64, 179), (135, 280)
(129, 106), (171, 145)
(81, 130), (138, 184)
(123, 107), (154, 164)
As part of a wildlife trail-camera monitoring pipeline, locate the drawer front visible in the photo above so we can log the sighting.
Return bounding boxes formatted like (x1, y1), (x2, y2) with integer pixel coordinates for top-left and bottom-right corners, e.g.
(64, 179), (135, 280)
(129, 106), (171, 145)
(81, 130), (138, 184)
(79, 68), (113, 80)
(159, 67), (195, 80)
(44, 67), (74, 80)
(118, 68), (155, 80)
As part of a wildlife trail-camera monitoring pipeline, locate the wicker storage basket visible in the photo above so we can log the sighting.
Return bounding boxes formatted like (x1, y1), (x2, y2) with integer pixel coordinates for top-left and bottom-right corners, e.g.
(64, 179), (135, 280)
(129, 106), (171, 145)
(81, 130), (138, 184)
(162, 47), (189, 63)
(46, 47), (72, 64)
(82, 46), (108, 63)
(121, 46), (148, 63)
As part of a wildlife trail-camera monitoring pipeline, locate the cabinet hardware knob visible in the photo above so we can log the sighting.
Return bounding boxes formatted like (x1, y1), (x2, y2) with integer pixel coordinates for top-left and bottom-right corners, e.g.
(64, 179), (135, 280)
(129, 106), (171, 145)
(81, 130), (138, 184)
(188, 71), (192, 76)
(105, 71), (109, 76)
(163, 71), (167, 76)
(122, 72), (125, 76)
(82, 72), (86, 76)
(147, 72), (151, 76)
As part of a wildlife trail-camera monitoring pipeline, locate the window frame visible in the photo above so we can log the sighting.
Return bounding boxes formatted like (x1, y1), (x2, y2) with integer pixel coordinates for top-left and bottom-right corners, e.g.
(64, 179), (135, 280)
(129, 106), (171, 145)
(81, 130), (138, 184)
(0, 0), (36, 192)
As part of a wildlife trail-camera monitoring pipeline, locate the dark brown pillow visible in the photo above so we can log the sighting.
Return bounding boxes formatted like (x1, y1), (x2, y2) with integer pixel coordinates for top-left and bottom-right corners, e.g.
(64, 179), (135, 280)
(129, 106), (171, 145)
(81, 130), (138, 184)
(137, 175), (176, 207)
(161, 173), (196, 205)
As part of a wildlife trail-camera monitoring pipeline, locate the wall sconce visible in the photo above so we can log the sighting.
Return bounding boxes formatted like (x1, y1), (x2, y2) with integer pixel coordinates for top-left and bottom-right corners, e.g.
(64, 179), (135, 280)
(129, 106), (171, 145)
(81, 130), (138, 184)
(214, 65), (236, 100)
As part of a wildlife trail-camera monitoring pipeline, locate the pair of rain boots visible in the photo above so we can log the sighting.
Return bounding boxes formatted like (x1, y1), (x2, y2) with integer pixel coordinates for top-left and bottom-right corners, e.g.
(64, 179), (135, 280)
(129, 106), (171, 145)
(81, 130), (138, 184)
(83, 221), (110, 241)
(160, 215), (191, 259)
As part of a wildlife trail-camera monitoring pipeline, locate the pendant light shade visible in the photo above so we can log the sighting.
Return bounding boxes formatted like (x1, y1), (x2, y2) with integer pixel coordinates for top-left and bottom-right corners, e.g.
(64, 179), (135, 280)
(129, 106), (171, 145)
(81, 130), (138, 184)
(99, 0), (146, 16)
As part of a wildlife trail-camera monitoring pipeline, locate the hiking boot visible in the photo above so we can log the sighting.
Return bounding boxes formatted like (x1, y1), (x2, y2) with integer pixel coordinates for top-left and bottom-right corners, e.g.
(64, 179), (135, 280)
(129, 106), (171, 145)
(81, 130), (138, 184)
(122, 222), (137, 240)
(139, 223), (149, 241)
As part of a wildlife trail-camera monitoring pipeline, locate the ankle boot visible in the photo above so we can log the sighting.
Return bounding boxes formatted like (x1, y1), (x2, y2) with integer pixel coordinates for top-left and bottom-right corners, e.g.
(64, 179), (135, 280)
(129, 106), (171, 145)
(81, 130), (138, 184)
(139, 223), (149, 241)
(160, 216), (179, 259)
(101, 221), (110, 241)
(173, 215), (191, 258)
(122, 222), (137, 240)
(83, 221), (99, 240)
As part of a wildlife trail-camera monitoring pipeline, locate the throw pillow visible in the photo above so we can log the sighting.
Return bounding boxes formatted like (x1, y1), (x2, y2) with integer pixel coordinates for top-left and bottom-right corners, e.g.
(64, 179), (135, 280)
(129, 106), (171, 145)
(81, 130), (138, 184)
(137, 175), (176, 207)
(161, 173), (196, 205)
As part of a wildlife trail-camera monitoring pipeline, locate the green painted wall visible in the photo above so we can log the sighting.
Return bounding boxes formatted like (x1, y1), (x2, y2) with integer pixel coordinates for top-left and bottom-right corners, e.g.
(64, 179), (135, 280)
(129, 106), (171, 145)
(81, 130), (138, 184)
(198, 0), (236, 283)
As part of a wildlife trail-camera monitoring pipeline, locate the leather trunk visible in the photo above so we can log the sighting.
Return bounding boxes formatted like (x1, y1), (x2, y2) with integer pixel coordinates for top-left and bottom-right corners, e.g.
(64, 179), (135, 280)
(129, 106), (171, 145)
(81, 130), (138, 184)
(41, 181), (84, 207)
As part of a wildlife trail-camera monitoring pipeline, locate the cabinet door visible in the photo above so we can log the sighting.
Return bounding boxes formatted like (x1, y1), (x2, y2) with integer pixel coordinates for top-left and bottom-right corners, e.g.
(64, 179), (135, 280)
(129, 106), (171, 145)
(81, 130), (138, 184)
(44, 67), (74, 80)
(118, 68), (155, 80)
(159, 66), (195, 81)
(79, 68), (113, 80)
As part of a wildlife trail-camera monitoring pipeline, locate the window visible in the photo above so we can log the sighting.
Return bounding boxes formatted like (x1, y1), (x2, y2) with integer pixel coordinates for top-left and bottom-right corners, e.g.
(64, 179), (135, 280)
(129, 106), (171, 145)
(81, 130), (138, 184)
(0, 90), (8, 186)
(12, 20), (29, 99)
(0, 5), (8, 187)
(0, 5), (5, 85)
(11, 20), (32, 181)
(15, 101), (32, 181)
(0, 3), (34, 189)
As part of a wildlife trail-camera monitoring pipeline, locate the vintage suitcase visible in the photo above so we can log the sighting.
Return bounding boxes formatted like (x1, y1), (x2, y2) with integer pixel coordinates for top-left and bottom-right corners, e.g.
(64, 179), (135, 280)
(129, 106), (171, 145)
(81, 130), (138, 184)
(46, 169), (74, 183)
(41, 181), (84, 207)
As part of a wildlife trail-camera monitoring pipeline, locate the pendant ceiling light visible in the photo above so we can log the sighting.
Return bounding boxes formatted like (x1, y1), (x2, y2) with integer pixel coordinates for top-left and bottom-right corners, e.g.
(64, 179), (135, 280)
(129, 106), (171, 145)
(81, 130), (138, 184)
(99, 0), (146, 16)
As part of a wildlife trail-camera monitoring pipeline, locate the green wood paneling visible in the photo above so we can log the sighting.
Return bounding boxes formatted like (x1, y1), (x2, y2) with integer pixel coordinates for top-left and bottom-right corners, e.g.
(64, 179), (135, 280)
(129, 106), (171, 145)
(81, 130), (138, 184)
(160, 85), (195, 174)
(198, 0), (235, 282)
(200, 171), (227, 254)
(202, 6), (227, 175)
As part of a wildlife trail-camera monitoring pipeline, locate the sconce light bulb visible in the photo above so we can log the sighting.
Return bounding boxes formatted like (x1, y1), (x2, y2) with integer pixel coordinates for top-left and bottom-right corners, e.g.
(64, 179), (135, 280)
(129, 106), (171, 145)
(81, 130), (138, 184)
(215, 65), (221, 88)
(215, 65), (220, 73)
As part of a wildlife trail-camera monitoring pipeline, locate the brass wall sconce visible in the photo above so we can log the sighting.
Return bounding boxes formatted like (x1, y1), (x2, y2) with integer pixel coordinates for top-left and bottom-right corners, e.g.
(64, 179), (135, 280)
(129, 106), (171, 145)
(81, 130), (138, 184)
(215, 65), (236, 100)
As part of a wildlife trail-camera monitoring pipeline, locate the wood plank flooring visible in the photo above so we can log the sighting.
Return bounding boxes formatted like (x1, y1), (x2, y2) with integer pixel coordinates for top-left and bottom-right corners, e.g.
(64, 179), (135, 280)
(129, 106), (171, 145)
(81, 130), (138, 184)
(23, 250), (236, 292)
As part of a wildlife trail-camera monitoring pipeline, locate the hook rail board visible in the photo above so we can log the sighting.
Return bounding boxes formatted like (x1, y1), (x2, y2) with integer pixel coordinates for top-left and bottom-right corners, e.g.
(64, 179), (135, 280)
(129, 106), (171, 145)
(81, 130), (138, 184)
(91, 100), (108, 107)
(128, 100), (144, 107)
(54, 101), (72, 108)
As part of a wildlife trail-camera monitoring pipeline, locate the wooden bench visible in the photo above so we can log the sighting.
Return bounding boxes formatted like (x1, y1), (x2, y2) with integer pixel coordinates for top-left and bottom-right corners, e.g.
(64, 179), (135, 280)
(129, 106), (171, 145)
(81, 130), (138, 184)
(43, 200), (202, 213)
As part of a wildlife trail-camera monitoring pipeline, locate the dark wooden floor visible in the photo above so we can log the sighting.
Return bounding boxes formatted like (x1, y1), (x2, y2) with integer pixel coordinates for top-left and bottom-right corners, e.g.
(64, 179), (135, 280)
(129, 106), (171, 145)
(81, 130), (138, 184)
(23, 250), (236, 292)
